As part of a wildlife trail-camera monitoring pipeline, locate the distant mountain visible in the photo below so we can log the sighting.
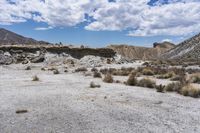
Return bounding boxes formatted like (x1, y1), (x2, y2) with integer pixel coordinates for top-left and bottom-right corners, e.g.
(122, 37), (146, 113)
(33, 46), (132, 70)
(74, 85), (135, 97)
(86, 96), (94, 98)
(108, 42), (175, 60)
(0, 28), (49, 45)
(162, 33), (200, 59)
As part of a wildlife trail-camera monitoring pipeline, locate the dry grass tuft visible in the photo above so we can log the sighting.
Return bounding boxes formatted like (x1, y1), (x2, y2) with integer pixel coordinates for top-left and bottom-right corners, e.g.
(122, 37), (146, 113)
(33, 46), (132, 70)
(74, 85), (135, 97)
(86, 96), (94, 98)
(189, 73), (200, 84)
(32, 75), (39, 81)
(126, 72), (137, 86)
(103, 74), (114, 83)
(164, 82), (182, 92)
(157, 71), (175, 79)
(180, 84), (200, 98)
(75, 67), (88, 72)
(25, 66), (31, 70)
(137, 78), (156, 88)
(53, 69), (60, 74)
(142, 68), (154, 76)
(93, 71), (102, 78)
(156, 84), (165, 93)
(90, 82), (101, 88)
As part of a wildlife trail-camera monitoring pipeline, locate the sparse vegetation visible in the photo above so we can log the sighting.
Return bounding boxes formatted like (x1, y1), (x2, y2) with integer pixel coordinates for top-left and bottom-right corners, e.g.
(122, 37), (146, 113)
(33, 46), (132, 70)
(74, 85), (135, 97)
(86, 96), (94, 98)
(41, 67), (45, 71)
(180, 85), (200, 98)
(142, 68), (154, 76)
(53, 69), (60, 74)
(90, 82), (101, 88)
(189, 73), (200, 84)
(165, 82), (182, 92)
(156, 84), (165, 93)
(91, 67), (98, 72)
(75, 67), (88, 72)
(137, 78), (156, 88)
(32, 75), (39, 81)
(126, 72), (137, 86)
(25, 66), (31, 70)
(93, 71), (102, 78)
(157, 71), (175, 79)
(103, 74), (114, 83)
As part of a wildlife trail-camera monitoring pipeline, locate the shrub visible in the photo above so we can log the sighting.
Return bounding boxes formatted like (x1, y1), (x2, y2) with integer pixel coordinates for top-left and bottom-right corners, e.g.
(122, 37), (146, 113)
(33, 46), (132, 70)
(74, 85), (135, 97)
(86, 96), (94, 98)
(180, 85), (200, 98)
(170, 75), (182, 81)
(165, 82), (182, 92)
(91, 67), (98, 72)
(32, 75), (39, 81)
(53, 69), (60, 74)
(93, 71), (102, 78)
(156, 84), (165, 93)
(126, 73), (137, 86)
(103, 74), (114, 83)
(41, 67), (45, 71)
(75, 67), (88, 72)
(142, 68), (154, 76)
(189, 73), (200, 84)
(90, 82), (101, 88)
(137, 78), (156, 88)
(157, 71), (175, 79)
(25, 66), (31, 70)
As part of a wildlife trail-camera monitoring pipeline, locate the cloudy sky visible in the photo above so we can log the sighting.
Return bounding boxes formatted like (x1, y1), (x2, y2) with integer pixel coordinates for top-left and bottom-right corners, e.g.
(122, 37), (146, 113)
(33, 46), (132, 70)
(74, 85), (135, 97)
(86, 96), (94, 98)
(0, 0), (200, 47)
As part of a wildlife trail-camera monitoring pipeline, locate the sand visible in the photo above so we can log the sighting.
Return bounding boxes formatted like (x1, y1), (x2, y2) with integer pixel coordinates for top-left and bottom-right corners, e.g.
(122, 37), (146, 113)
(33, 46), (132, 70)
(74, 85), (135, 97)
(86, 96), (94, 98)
(0, 63), (200, 133)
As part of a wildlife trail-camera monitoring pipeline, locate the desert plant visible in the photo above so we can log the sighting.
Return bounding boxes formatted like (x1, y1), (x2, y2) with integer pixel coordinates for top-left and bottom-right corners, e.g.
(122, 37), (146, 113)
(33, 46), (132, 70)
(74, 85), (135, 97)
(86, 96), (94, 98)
(75, 67), (88, 72)
(126, 73), (137, 86)
(41, 67), (45, 71)
(93, 71), (102, 78)
(32, 75), (39, 81)
(180, 85), (200, 98)
(157, 71), (175, 79)
(170, 75), (182, 81)
(103, 73), (114, 83)
(25, 66), (31, 70)
(189, 73), (200, 84)
(156, 84), (165, 93)
(164, 82), (182, 92)
(137, 78), (156, 88)
(91, 67), (98, 72)
(53, 69), (60, 74)
(142, 68), (154, 76)
(90, 82), (101, 88)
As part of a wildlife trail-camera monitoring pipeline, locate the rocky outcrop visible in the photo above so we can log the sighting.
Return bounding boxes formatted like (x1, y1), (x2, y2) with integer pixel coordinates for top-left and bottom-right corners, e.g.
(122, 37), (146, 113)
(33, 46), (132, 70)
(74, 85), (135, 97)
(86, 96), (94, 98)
(108, 42), (175, 60)
(162, 33), (200, 60)
(0, 45), (116, 65)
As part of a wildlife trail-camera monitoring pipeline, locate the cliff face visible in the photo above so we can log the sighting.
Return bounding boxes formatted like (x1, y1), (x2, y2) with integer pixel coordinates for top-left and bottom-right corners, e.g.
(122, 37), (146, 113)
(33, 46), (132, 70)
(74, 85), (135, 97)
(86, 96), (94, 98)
(162, 33), (200, 60)
(0, 45), (116, 59)
(108, 42), (175, 60)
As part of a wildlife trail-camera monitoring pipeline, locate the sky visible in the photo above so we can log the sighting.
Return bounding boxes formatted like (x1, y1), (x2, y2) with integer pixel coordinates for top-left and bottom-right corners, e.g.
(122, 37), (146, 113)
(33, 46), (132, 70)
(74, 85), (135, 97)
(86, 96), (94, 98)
(0, 0), (200, 47)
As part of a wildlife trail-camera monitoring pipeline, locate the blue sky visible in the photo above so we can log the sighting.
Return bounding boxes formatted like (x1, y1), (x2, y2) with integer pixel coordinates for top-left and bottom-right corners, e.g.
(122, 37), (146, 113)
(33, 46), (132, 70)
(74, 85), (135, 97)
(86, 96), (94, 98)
(0, 0), (199, 47)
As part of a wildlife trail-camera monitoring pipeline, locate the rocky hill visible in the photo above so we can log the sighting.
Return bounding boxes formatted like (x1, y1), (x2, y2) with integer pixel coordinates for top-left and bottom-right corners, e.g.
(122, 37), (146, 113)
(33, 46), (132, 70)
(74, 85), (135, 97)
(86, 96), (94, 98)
(162, 33), (200, 60)
(0, 28), (49, 45)
(108, 42), (175, 60)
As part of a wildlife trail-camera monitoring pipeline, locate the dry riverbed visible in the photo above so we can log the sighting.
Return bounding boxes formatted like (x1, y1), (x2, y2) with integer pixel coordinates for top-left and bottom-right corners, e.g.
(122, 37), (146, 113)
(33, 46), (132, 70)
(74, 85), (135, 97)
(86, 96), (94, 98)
(0, 64), (200, 133)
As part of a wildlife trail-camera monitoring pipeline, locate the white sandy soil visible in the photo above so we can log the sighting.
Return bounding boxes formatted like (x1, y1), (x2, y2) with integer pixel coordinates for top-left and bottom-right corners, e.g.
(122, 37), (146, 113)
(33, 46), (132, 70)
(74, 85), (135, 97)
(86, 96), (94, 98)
(0, 64), (200, 133)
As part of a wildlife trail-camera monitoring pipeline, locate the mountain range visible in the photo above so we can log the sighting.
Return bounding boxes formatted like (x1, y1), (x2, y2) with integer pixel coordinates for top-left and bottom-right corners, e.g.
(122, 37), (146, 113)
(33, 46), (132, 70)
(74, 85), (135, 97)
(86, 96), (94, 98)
(0, 28), (199, 60)
(0, 28), (49, 45)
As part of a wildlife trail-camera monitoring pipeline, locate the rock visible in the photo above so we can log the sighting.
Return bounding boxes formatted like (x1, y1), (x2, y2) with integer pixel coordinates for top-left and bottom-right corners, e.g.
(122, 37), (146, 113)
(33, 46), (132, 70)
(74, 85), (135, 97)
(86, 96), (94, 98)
(31, 53), (45, 63)
(0, 54), (13, 65)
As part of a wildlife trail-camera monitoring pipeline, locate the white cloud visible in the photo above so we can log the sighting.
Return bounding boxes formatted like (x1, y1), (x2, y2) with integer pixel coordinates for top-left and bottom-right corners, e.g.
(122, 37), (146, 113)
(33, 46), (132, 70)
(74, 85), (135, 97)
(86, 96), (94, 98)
(0, 0), (200, 36)
(162, 39), (172, 42)
(34, 26), (53, 31)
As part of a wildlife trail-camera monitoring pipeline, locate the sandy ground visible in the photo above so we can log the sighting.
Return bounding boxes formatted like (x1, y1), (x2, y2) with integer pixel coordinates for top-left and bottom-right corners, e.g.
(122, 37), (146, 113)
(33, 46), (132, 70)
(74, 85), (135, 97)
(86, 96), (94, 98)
(1, 64), (200, 133)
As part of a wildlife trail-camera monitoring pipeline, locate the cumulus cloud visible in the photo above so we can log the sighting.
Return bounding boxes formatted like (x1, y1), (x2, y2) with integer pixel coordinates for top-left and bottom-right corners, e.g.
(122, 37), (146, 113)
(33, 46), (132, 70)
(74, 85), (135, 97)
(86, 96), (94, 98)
(0, 0), (200, 36)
